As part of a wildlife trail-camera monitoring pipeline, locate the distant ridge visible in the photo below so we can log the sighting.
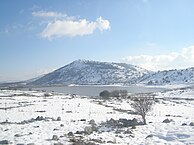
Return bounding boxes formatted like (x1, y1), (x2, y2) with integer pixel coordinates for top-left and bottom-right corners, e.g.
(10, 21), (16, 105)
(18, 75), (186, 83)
(138, 67), (194, 85)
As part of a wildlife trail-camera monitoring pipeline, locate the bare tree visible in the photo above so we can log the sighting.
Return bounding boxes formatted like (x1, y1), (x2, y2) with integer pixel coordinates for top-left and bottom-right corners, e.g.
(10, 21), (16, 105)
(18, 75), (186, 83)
(131, 95), (154, 125)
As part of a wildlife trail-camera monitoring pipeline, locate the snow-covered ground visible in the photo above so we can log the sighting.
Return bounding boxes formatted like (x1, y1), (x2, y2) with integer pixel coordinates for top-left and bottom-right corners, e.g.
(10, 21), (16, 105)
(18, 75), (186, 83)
(0, 88), (194, 145)
(155, 86), (194, 99)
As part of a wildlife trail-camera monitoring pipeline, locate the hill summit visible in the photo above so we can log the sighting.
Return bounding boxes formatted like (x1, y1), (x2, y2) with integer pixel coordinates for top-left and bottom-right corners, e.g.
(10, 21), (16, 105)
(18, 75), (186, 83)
(29, 59), (150, 85)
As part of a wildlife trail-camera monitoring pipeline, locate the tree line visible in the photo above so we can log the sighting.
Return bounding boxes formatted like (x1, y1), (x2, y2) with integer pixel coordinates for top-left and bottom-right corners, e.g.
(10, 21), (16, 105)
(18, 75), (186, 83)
(99, 89), (128, 100)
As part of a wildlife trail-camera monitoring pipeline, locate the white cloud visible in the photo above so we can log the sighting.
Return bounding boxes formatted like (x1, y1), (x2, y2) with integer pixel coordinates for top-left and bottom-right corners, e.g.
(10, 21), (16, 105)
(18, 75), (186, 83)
(32, 11), (63, 18)
(96, 17), (110, 31)
(122, 46), (194, 71)
(32, 10), (110, 39)
(40, 16), (110, 39)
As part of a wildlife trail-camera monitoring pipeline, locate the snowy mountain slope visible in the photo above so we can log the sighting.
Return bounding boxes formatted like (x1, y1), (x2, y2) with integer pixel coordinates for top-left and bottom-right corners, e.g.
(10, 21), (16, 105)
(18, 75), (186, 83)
(138, 67), (194, 85)
(29, 60), (150, 85)
(27, 60), (194, 86)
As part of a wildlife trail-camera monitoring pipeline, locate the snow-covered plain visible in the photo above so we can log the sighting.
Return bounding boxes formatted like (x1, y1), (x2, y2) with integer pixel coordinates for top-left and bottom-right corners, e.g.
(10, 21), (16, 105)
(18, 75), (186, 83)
(0, 88), (194, 145)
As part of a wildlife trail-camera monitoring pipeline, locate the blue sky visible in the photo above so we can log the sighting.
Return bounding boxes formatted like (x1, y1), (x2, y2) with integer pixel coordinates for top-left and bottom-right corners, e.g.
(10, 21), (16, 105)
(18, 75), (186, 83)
(1, 0), (194, 81)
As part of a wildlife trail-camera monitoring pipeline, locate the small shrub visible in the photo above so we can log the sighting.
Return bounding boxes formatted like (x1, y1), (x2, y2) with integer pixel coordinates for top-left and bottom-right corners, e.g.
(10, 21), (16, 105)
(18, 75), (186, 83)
(99, 90), (110, 100)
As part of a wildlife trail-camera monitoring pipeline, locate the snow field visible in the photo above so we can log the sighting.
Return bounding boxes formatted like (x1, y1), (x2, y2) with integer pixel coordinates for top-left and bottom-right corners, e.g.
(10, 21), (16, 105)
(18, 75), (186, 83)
(0, 89), (193, 145)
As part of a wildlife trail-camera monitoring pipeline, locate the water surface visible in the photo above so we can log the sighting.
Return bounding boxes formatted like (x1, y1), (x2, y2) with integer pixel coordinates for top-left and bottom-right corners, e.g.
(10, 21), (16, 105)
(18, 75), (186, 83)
(21, 85), (166, 96)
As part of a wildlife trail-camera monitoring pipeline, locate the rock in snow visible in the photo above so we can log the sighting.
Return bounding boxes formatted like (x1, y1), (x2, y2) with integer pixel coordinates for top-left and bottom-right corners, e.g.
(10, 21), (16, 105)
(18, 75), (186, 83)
(162, 118), (173, 123)
(0, 140), (11, 145)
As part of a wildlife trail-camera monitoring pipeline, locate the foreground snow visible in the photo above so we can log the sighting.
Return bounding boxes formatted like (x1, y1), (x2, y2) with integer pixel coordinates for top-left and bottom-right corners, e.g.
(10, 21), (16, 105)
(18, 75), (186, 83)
(0, 89), (194, 145)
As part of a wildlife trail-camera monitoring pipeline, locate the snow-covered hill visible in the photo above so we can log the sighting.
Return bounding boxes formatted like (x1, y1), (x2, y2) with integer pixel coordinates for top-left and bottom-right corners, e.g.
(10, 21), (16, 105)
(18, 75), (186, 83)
(139, 67), (194, 85)
(27, 60), (194, 86)
(29, 60), (150, 85)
